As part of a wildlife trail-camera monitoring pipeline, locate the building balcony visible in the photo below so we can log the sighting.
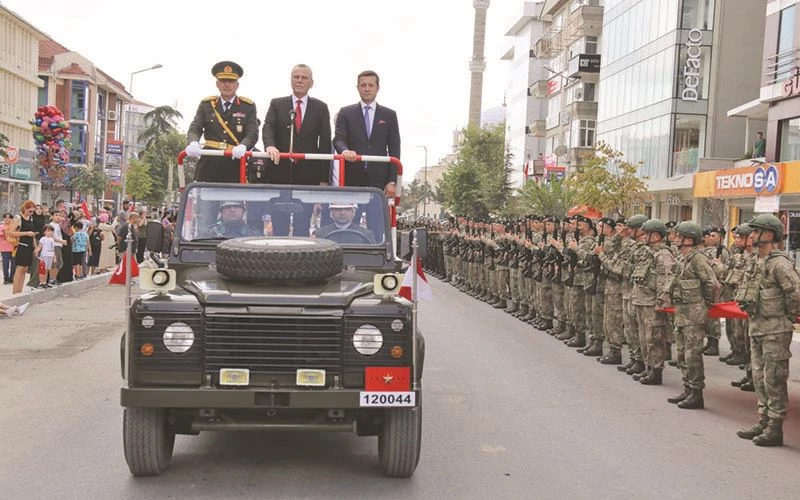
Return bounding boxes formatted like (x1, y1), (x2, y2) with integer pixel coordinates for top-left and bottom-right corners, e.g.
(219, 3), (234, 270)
(566, 100), (598, 119)
(568, 3), (603, 38)
(533, 26), (564, 59)
(526, 120), (546, 137)
(529, 80), (549, 99)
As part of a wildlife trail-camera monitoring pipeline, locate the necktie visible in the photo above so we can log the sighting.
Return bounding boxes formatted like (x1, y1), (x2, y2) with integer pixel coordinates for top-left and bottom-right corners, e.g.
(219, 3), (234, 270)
(364, 105), (372, 139)
(294, 100), (303, 132)
(223, 101), (231, 113)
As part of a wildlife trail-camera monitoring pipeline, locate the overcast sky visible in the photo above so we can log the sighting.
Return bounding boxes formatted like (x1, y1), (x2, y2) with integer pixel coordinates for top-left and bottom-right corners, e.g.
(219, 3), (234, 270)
(6, 0), (520, 182)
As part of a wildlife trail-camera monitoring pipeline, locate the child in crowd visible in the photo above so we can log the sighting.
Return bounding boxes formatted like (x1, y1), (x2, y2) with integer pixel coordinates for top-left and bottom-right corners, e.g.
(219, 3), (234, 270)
(34, 225), (60, 288)
(71, 220), (88, 279)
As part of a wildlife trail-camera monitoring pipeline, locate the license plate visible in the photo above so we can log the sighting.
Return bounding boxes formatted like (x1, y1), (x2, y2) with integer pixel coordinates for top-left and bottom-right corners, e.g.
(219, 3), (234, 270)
(296, 369), (326, 387)
(219, 368), (250, 386)
(359, 391), (416, 407)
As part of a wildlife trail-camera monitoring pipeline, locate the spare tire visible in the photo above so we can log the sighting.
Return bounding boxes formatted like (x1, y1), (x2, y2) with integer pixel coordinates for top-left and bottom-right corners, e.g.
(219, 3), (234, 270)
(216, 237), (342, 281)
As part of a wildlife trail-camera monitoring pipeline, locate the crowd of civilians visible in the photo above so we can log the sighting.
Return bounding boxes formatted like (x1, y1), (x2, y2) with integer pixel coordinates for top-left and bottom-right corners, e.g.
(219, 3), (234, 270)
(1, 199), (177, 298)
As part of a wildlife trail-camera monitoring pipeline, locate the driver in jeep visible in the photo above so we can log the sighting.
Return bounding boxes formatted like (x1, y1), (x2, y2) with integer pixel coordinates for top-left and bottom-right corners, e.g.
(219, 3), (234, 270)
(314, 202), (375, 243)
(207, 200), (261, 238)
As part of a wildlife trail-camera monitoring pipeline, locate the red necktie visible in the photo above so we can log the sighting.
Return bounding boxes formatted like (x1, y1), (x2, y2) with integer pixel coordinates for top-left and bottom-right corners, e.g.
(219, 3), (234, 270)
(294, 99), (302, 132)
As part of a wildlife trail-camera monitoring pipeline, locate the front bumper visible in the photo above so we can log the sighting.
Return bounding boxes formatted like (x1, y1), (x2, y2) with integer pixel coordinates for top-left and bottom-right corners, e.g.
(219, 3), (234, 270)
(121, 387), (420, 409)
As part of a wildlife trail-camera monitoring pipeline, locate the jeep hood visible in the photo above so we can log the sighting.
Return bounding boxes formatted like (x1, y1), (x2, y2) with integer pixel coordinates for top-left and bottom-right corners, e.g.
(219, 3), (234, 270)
(179, 268), (375, 307)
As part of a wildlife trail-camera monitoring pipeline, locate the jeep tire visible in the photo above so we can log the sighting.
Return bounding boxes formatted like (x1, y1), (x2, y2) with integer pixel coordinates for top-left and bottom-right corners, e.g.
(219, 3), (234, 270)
(216, 237), (342, 282)
(378, 402), (422, 478)
(123, 408), (175, 476)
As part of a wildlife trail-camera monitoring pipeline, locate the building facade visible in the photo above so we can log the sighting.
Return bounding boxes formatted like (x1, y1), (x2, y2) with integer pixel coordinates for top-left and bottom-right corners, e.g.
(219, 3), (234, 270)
(0, 5), (45, 213)
(38, 38), (132, 202)
(502, 1), (549, 187)
(533, 0), (604, 178)
(597, 0), (767, 222)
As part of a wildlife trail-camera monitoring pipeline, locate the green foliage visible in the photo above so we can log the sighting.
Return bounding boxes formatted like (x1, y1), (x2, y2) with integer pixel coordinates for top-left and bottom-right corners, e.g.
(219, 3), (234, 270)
(140, 131), (187, 203)
(563, 142), (649, 216)
(125, 159), (153, 201)
(438, 124), (510, 219)
(0, 133), (8, 159)
(509, 177), (575, 217)
(138, 105), (183, 149)
(400, 178), (436, 217)
(72, 165), (109, 203)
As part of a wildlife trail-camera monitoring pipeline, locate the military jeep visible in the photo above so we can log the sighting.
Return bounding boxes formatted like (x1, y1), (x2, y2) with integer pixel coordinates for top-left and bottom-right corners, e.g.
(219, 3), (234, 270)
(120, 182), (424, 478)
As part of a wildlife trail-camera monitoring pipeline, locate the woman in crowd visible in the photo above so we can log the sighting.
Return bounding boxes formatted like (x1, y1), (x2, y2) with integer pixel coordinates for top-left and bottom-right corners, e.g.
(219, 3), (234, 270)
(1, 213), (16, 285)
(97, 213), (117, 272)
(7, 200), (37, 294)
(26, 204), (47, 288)
(88, 222), (102, 275)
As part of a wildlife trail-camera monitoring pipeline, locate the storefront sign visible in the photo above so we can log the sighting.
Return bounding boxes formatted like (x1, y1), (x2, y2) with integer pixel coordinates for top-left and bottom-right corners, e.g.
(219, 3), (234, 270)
(665, 194), (682, 205)
(578, 54), (601, 73)
(105, 140), (123, 182)
(694, 164), (785, 198)
(106, 140), (123, 155)
(754, 195), (780, 212)
(547, 76), (561, 95)
(682, 28), (703, 102)
(11, 164), (33, 180)
(781, 67), (800, 98)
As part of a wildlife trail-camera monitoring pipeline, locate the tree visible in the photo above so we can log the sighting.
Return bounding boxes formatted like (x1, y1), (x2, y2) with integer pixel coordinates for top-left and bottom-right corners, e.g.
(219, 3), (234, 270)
(72, 165), (109, 208)
(125, 159), (153, 202)
(563, 142), (649, 217)
(438, 124), (509, 218)
(509, 177), (575, 218)
(138, 105), (183, 149)
(141, 131), (188, 203)
(0, 132), (8, 160)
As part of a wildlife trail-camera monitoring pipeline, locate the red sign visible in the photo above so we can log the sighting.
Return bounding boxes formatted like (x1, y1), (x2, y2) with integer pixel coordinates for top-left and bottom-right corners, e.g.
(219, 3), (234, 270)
(547, 76), (561, 95)
(1, 145), (19, 164)
(365, 367), (411, 391)
(782, 67), (800, 98)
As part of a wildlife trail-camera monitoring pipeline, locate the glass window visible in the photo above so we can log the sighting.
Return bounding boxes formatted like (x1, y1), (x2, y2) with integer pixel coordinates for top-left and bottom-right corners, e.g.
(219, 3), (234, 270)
(673, 114), (705, 175)
(585, 36), (598, 55)
(780, 118), (800, 162)
(69, 124), (87, 164)
(777, 5), (796, 81)
(70, 81), (87, 121)
(575, 120), (596, 147)
(676, 44), (710, 101)
(38, 76), (48, 106)
(681, 0), (714, 30)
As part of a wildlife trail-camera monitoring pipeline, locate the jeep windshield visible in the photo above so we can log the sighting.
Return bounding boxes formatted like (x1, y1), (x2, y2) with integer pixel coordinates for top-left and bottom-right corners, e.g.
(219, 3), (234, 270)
(179, 184), (388, 246)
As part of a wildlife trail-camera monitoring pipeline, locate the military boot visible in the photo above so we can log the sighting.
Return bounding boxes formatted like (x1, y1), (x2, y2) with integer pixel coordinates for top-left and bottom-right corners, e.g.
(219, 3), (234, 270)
(703, 337), (719, 356)
(617, 358), (635, 372)
(737, 415), (769, 440)
(626, 360), (646, 375)
(719, 352), (733, 363)
(725, 352), (746, 366)
(677, 389), (704, 409)
(667, 386), (691, 404)
(555, 326), (574, 341)
(731, 375), (749, 387)
(566, 331), (586, 348)
(577, 340), (594, 354)
(583, 340), (604, 357)
(539, 319), (553, 330)
(599, 348), (622, 365)
(492, 296), (506, 309)
(520, 308), (535, 322)
(632, 368), (650, 381)
(513, 304), (527, 318)
(505, 301), (519, 314)
(753, 418), (783, 447)
(639, 368), (663, 385)
(739, 380), (755, 392)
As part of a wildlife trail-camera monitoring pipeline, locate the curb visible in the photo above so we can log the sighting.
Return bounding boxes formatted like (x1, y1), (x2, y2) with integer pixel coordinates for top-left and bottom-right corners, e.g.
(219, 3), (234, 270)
(2, 272), (114, 307)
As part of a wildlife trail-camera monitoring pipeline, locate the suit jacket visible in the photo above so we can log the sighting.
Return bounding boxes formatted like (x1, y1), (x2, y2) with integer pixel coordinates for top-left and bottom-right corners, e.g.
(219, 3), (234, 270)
(262, 96), (331, 185)
(333, 103), (400, 189)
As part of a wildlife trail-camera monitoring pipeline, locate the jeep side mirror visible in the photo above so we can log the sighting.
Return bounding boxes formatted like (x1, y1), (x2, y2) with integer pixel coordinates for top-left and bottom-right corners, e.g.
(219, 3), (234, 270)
(400, 228), (428, 260)
(145, 221), (164, 252)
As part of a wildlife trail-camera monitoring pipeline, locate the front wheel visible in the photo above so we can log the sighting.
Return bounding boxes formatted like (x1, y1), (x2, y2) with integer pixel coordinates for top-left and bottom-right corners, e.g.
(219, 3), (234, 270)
(378, 400), (422, 478)
(123, 408), (175, 476)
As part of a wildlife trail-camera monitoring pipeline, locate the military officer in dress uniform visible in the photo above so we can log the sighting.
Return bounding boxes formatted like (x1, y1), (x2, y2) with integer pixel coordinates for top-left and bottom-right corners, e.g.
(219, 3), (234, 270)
(186, 61), (259, 183)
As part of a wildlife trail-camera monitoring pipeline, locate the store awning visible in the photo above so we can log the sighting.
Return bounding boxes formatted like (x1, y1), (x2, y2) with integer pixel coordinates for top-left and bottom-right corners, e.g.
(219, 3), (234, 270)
(727, 98), (768, 119)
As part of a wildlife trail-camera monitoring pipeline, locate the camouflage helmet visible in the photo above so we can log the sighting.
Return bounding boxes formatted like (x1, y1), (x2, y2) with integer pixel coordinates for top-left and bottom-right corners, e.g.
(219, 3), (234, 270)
(641, 219), (668, 237)
(749, 214), (784, 240)
(734, 223), (754, 236)
(626, 214), (649, 229)
(675, 221), (703, 244)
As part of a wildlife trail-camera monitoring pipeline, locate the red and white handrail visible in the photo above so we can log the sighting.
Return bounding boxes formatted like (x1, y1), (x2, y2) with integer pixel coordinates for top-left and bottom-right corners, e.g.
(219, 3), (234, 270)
(176, 150), (404, 234)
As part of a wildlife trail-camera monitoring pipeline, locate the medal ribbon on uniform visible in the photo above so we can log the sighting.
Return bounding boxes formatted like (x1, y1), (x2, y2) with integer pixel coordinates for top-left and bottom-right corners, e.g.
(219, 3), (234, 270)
(211, 98), (240, 146)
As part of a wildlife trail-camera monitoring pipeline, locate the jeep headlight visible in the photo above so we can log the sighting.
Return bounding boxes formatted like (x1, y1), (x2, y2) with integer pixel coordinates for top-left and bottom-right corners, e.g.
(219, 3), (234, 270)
(352, 324), (383, 355)
(163, 322), (195, 353)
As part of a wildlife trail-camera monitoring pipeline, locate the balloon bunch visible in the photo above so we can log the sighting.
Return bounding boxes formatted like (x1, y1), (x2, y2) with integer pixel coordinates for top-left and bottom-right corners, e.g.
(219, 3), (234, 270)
(31, 105), (72, 179)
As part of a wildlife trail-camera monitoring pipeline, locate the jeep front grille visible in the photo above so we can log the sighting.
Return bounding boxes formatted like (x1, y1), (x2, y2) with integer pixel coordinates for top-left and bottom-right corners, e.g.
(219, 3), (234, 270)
(204, 313), (343, 375)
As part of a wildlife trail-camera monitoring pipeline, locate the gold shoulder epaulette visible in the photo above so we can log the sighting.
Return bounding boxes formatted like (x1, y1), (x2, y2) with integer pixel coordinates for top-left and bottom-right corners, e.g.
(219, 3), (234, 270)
(238, 96), (254, 104)
(202, 95), (216, 102)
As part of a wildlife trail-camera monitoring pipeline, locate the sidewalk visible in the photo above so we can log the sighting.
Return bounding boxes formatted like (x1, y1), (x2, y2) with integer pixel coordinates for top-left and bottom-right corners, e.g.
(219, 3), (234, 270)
(0, 271), (115, 307)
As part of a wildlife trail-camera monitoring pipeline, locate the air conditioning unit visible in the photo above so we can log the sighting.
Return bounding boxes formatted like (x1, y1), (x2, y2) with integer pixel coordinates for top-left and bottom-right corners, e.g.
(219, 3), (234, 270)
(107, 110), (118, 121)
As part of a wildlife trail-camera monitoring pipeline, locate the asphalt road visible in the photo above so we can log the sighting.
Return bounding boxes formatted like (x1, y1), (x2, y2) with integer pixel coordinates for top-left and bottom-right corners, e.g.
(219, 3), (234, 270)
(1, 279), (799, 499)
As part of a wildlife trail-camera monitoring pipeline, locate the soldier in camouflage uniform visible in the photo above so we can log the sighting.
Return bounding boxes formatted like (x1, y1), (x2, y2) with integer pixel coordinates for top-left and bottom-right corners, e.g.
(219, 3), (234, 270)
(596, 217), (624, 364)
(735, 214), (800, 446)
(206, 201), (261, 237)
(667, 222), (720, 409)
(535, 217), (556, 331)
(494, 222), (511, 309)
(580, 218), (606, 357)
(505, 220), (523, 315)
(729, 224), (756, 391)
(563, 215), (595, 348)
(702, 227), (730, 356)
(630, 219), (675, 385)
(619, 214), (649, 375)
(554, 217), (578, 341)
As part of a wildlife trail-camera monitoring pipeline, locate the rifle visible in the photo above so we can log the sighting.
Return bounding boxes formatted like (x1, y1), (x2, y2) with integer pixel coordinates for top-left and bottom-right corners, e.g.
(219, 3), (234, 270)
(535, 226), (548, 282)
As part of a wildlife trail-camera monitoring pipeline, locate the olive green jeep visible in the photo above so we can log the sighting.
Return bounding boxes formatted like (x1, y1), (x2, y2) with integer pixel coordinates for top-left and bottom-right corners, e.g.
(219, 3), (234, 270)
(121, 182), (425, 477)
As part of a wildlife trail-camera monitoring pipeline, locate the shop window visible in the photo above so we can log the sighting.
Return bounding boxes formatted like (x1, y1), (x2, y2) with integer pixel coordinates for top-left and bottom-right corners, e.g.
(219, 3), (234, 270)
(779, 118), (800, 162)
(681, 0), (714, 30)
(673, 114), (705, 175)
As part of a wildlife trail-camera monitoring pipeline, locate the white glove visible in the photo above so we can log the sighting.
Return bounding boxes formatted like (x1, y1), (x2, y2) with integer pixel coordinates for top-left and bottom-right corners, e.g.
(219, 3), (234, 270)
(185, 141), (201, 158)
(231, 144), (247, 159)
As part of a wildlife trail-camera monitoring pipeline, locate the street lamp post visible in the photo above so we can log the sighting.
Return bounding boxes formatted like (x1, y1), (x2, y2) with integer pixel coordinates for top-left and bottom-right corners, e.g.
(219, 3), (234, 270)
(416, 145), (428, 217)
(121, 64), (163, 206)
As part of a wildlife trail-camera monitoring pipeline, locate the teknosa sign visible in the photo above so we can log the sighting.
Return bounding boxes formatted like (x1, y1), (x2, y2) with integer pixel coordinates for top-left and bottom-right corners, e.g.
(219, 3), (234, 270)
(702, 164), (785, 198)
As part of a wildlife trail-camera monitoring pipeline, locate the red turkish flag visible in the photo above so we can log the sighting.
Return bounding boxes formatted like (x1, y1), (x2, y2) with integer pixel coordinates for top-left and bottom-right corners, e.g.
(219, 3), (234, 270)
(108, 254), (139, 285)
(364, 367), (411, 391)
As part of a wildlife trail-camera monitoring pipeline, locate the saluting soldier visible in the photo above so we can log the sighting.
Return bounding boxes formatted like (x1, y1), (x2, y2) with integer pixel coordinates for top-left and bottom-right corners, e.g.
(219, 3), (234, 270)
(186, 61), (259, 183)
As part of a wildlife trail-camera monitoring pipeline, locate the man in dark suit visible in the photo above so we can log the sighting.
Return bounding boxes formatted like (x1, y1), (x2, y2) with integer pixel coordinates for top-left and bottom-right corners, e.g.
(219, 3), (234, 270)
(334, 70), (401, 234)
(186, 61), (259, 183)
(261, 64), (332, 236)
